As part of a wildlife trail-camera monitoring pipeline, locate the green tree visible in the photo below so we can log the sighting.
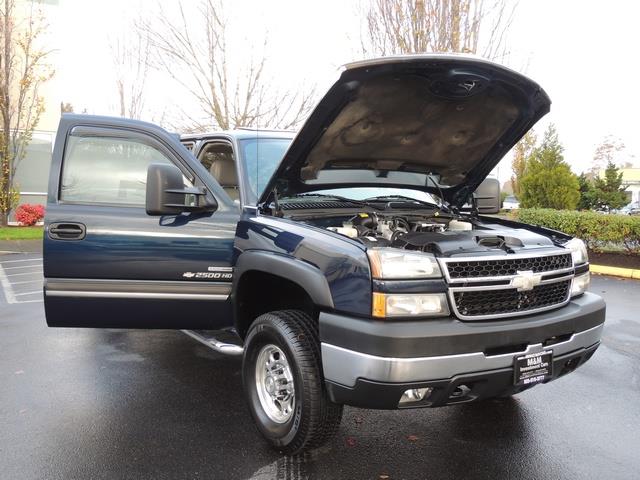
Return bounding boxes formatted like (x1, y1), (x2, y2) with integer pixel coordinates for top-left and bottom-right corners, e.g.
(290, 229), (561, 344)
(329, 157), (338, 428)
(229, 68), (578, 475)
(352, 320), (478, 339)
(576, 173), (595, 210)
(591, 161), (628, 211)
(519, 125), (580, 210)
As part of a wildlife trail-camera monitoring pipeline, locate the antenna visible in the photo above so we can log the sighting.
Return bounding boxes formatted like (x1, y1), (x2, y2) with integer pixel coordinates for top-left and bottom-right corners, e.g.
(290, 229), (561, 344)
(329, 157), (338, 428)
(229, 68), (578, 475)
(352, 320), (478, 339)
(254, 96), (260, 206)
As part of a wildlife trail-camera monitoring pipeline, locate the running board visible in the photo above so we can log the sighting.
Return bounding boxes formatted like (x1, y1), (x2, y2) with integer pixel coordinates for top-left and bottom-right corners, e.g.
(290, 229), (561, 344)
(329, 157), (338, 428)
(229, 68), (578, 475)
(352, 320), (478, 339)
(181, 329), (244, 356)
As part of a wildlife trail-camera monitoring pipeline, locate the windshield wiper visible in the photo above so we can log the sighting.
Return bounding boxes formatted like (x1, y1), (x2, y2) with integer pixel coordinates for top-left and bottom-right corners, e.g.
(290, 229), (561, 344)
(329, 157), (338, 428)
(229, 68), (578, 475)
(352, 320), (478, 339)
(362, 195), (441, 209)
(285, 193), (381, 209)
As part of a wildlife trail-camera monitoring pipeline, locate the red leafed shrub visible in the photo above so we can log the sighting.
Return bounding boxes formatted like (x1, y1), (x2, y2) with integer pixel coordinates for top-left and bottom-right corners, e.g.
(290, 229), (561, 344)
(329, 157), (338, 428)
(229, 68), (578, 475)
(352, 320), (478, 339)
(15, 204), (45, 226)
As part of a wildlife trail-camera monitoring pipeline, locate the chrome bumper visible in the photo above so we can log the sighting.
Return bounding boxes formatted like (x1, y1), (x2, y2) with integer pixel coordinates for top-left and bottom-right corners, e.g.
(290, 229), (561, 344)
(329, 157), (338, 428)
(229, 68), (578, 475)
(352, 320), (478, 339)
(321, 323), (604, 388)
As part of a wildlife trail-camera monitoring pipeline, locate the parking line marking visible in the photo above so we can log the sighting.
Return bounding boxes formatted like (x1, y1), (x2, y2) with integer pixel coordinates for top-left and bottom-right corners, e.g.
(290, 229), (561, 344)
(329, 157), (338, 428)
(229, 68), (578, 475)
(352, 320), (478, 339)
(15, 290), (42, 296)
(6, 271), (43, 277)
(0, 257), (43, 264)
(0, 264), (17, 303)
(11, 280), (42, 285)
(3, 264), (43, 270)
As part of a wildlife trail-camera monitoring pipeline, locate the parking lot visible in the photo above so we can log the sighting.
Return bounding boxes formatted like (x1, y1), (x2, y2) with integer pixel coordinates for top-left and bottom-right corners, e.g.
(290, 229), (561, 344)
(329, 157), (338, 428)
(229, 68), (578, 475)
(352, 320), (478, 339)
(0, 254), (43, 305)
(1, 252), (639, 480)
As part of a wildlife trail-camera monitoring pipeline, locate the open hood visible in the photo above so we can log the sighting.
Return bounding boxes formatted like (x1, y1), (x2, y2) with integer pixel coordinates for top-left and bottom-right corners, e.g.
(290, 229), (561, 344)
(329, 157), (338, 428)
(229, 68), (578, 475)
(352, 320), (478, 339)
(259, 54), (550, 208)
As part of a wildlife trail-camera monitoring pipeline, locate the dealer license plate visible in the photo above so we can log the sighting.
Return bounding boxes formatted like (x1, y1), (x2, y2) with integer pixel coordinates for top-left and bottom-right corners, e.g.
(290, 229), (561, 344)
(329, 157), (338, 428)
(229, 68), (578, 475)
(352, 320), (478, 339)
(514, 350), (553, 386)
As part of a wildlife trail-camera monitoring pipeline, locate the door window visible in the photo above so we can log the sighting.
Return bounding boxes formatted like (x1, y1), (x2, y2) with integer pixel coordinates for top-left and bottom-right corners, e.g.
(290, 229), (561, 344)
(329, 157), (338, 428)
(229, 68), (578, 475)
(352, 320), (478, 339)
(60, 135), (180, 206)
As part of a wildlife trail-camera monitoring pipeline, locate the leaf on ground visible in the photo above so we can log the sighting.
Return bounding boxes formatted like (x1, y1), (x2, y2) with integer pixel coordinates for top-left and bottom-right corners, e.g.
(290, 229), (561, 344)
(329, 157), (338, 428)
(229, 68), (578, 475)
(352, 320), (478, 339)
(345, 436), (357, 447)
(407, 434), (419, 442)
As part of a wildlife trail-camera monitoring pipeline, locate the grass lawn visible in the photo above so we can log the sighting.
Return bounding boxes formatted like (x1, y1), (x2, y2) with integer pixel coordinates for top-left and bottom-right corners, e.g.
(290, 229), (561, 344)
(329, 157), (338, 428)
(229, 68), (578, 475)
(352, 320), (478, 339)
(0, 226), (44, 241)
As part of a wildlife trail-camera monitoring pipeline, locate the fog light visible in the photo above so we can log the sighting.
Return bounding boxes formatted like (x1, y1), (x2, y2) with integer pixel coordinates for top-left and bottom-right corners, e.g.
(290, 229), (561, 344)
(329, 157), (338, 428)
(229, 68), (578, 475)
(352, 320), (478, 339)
(571, 272), (590, 297)
(399, 387), (433, 405)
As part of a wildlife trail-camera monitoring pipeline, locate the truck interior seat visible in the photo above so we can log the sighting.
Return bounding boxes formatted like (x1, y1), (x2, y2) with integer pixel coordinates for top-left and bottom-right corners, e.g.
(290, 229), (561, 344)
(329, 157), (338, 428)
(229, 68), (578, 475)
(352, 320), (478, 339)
(209, 157), (239, 201)
(198, 143), (239, 201)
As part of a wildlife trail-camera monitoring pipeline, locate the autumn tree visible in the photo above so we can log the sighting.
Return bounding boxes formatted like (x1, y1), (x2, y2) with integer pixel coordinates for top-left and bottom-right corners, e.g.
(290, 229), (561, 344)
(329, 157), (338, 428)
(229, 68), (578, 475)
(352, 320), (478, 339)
(591, 161), (628, 211)
(60, 102), (74, 114)
(139, 0), (315, 131)
(0, 0), (54, 225)
(510, 130), (536, 198)
(588, 135), (625, 178)
(360, 0), (518, 59)
(519, 125), (580, 210)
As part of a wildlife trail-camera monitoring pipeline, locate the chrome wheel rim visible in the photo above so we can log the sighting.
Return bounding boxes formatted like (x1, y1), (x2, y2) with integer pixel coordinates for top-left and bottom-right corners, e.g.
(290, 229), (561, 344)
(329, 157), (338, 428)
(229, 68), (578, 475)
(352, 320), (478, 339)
(255, 344), (296, 423)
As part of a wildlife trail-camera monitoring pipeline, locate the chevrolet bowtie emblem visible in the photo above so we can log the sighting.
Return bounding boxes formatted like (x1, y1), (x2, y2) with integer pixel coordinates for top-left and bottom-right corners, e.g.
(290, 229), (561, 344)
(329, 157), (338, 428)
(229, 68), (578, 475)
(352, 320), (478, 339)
(510, 270), (542, 292)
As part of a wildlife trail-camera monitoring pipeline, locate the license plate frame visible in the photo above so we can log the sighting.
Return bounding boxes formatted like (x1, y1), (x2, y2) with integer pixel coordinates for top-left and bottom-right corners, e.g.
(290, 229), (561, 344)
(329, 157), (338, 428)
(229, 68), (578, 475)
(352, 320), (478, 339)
(514, 350), (553, 386)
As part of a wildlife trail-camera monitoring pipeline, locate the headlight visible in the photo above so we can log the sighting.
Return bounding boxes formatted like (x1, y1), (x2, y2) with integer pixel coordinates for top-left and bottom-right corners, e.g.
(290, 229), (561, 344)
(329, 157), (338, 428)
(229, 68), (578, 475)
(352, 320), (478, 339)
(565, 238), (588, 265)
(372, 292), (450, 318)
(571, 272), (590, 297)
(367, 248), (442, 279)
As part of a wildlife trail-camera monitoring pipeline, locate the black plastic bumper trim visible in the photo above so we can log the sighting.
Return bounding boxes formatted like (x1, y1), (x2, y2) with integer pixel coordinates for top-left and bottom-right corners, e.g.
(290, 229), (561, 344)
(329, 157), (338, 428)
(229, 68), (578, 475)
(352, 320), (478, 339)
(320, 292), (605, 358)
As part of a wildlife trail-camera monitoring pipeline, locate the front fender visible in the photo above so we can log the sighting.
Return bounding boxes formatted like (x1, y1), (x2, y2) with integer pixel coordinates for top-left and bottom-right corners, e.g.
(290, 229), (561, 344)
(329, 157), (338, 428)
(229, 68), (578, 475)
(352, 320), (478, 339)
(234, 215), (372, 316)
(233, 250), (334, 309)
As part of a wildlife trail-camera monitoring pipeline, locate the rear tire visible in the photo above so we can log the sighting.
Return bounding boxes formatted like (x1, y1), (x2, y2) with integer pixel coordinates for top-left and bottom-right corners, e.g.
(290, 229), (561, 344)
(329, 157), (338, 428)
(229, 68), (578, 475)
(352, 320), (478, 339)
(242, 310), (343, 454)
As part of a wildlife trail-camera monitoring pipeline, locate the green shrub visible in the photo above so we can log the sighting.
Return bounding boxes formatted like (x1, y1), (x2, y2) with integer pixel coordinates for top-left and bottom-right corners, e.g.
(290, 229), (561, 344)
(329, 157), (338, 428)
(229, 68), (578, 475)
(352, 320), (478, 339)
(512, 209), (640, 254)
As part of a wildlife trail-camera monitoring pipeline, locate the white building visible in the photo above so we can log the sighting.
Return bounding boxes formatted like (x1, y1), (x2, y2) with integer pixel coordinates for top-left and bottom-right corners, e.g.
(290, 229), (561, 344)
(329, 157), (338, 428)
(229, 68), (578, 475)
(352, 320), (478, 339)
(620, 168), (640, 204)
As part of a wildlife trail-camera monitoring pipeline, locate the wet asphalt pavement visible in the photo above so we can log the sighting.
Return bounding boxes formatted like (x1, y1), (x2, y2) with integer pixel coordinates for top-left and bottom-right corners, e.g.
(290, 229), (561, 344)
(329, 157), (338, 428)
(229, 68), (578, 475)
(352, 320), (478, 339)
(1, 252), (639, 480)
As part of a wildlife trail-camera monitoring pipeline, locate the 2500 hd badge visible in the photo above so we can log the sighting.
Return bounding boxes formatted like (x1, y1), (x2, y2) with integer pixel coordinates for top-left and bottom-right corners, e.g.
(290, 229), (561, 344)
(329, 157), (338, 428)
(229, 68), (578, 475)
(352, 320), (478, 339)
(43, 54), (605, 454)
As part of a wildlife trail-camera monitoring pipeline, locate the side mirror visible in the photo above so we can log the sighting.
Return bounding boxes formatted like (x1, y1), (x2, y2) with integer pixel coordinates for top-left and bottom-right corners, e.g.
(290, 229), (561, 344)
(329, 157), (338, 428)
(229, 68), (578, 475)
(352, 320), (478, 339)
(146, 163), (217, 216)
(473, 178), (501, 214)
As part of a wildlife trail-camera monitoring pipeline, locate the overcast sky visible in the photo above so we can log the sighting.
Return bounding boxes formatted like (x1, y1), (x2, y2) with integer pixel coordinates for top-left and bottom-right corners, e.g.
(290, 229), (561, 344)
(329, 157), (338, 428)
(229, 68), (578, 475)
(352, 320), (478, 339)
(51, 0), (640, 182)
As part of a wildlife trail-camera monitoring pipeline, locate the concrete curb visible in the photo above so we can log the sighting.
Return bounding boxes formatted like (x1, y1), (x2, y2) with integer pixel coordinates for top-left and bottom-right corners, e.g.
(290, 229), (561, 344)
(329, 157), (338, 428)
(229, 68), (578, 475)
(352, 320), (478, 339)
(590, 264), (640, 280)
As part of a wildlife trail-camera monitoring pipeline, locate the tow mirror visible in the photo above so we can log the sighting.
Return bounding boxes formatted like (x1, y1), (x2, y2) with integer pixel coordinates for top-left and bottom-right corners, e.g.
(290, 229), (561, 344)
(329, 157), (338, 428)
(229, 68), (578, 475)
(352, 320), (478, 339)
(145, 163), (217, 216)
(473, 178), (501, 214)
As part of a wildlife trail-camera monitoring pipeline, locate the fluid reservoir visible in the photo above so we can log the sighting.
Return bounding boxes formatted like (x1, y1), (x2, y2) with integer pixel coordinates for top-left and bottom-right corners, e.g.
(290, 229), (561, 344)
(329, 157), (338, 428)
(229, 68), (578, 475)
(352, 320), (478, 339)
(327, 226), (359, 238)
(448, 219), (472, 231)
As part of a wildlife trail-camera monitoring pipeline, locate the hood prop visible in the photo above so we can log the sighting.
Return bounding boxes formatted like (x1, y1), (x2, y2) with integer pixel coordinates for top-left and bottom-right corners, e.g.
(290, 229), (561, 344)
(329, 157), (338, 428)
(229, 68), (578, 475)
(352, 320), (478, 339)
(260, 187), (284, 217)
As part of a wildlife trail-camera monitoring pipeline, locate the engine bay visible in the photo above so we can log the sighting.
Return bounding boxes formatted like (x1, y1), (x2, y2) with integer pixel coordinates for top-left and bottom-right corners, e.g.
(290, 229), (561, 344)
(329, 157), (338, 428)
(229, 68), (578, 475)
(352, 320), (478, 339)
(296, 211), (555, 257)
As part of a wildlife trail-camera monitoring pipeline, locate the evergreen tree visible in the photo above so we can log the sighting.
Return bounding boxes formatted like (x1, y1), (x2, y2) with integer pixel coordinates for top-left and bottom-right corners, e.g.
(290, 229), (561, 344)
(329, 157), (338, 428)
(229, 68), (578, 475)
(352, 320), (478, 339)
(592, 161), (628, 211)
(519, 125), (580, 210)
(577, 173), (595, 210)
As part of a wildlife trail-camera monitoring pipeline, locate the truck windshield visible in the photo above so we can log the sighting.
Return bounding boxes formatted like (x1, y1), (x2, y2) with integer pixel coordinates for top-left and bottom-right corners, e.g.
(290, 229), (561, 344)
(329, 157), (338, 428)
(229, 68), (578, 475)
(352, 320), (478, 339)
(240, 137), (292, 203)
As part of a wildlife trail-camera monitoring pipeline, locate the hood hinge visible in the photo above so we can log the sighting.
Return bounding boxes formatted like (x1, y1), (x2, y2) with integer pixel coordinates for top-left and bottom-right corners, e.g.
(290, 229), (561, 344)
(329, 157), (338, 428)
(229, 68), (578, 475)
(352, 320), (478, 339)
(259, 188), (284, 217)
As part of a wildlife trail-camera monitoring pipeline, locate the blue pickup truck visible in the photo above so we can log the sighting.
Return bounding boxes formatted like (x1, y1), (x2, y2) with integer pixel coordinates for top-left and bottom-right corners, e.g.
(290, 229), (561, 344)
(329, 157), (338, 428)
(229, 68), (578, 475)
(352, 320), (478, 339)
(43, 55), (605, 454)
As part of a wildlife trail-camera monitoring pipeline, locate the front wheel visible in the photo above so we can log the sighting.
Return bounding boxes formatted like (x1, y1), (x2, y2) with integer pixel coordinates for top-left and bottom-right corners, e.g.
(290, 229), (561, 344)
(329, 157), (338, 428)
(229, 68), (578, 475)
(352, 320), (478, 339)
(242, 310), (343, 454)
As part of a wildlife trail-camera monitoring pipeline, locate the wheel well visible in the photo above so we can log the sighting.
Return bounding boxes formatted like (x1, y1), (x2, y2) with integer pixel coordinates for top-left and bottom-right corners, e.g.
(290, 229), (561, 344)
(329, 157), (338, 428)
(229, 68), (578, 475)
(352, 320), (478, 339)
(234, 271), (317, 338)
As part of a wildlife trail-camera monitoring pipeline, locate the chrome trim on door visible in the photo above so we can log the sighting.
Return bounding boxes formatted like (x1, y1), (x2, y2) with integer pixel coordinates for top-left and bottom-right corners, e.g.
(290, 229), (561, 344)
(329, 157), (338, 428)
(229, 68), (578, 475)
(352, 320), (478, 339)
(44, 278), (231, 300)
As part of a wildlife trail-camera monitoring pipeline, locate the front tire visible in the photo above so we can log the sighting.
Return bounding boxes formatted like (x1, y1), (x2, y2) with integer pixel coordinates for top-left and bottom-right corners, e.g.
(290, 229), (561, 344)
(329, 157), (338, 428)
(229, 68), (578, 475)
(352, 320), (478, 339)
(242, 310), (343, 454)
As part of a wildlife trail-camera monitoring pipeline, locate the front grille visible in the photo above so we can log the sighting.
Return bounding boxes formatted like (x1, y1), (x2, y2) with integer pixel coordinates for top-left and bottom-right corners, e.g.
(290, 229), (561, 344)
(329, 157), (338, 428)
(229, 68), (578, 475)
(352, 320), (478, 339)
(452, 280), (571, 318)
(446, 253), (572, 279)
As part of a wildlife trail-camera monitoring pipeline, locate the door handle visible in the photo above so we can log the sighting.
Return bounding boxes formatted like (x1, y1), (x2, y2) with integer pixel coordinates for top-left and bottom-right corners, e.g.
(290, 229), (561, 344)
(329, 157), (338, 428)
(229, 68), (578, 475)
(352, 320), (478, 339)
(48, 222), (86, 240)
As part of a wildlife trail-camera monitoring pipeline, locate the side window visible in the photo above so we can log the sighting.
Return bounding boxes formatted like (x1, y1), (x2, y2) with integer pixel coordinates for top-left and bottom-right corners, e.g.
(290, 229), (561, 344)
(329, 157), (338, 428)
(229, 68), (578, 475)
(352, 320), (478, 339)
(60, 135), (185, 206)
(181, 140), (195, 152)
